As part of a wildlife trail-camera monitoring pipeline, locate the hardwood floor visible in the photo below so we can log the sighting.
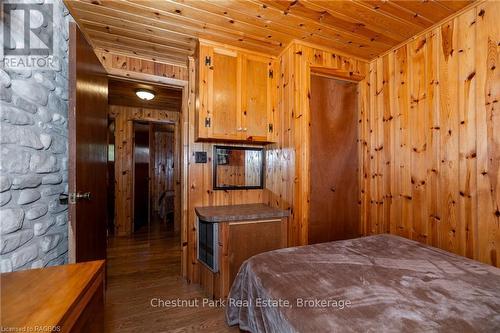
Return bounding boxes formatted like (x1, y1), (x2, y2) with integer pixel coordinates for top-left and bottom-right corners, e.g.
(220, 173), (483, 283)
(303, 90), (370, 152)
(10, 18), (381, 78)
(105, 220), (238, 332)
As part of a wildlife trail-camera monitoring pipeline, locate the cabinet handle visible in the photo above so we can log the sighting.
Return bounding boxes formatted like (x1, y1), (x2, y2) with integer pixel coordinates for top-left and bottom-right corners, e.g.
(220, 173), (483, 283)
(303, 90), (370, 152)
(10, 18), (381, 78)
(243, 128), (247, 132)
(237, 127), (242, 132)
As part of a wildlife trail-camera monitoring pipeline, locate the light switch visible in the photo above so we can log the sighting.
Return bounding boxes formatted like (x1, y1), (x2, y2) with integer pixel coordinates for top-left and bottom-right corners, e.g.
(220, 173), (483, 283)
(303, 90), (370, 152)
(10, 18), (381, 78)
(195, 152), (207, 163)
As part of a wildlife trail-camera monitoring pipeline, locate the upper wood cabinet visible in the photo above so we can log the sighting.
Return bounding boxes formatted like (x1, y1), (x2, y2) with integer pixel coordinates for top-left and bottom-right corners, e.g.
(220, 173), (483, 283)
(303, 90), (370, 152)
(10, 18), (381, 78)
(197, 43), (276, 143)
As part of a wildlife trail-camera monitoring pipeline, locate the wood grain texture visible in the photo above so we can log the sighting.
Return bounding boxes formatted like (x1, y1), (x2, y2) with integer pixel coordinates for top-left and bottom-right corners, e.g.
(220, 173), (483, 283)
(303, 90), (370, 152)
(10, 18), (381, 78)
(68, 22), (108, 263)
(198, 218), (286, 299)
(104, 222), (236, 332)
(150, 124), (176, 221)
(197, 42), (275, 143)
(111, 105), (181, 236)
(309, 75), (360, 243)
(94, 48), (189, 82)
(265, 41), (369, 247)
(363, 2), (500, 267)
(1, 261), (104, 332)
(65, 0), (473, 65)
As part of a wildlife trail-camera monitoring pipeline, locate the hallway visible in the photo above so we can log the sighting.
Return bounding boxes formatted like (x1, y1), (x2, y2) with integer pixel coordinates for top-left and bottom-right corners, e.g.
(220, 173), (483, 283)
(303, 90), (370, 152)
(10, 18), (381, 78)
(104, 222), (237, 332)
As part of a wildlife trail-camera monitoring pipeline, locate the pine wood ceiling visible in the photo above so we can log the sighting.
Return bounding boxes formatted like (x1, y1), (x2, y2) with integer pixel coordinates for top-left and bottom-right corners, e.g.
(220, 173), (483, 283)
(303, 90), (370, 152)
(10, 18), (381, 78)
(65, 0), (474, 65)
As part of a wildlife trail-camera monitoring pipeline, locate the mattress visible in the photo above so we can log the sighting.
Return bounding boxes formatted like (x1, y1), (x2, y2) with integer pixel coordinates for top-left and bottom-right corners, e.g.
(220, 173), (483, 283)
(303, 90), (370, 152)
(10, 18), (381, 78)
(226, 234), (500, 332)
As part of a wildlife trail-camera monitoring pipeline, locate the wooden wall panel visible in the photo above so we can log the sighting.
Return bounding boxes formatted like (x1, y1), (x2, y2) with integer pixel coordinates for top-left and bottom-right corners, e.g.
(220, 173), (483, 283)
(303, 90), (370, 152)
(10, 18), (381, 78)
(102, 1), (499, 287)
(151, 125), (175, 218)
(94, 49), (189, 83)
(364, 2), (500, 267)
(475, 1), (500, 267)
(187, 57), (266, 283)
(266, 41), (369, 247)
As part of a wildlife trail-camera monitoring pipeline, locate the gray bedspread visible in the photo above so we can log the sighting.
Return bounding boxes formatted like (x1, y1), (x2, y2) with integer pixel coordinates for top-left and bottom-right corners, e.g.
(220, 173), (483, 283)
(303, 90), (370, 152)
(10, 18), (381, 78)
(226, 234), (500, 332)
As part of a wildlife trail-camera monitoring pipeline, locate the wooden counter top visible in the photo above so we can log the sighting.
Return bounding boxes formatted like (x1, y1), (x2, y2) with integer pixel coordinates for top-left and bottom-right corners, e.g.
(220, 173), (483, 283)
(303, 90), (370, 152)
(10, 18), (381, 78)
(195, 203), (289, 223)
(1, 260), (105, 332)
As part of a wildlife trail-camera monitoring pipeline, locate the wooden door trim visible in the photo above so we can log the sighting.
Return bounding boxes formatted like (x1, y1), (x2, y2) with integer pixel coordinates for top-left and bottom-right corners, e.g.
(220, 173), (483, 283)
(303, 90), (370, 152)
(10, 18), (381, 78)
(310, 66), (366, 82)
(68, 22), (77, 263)
(300, 63), (363, 246)
(104, 61), (190, 279)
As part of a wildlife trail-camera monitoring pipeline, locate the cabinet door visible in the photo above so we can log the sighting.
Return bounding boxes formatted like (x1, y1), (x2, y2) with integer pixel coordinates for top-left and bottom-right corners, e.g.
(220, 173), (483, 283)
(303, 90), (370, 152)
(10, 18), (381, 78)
(210, 48), (241, 140)
(198, 45), (241, 140)
(241, 55), (271, 142)
(227, 220), (283, 294)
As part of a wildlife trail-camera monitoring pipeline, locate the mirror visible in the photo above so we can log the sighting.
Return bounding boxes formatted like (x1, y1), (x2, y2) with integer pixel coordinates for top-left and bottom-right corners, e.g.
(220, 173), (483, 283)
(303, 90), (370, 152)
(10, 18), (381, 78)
(213, 146), (264, 190)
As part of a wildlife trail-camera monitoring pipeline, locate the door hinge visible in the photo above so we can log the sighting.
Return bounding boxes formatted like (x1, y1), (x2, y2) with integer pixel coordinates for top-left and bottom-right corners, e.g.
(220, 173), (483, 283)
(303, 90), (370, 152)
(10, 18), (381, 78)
(205, 56), (211, 66)
(268, 123), (273, 133)
(268, 69), (274, 78)
(205, 117), (211, 128)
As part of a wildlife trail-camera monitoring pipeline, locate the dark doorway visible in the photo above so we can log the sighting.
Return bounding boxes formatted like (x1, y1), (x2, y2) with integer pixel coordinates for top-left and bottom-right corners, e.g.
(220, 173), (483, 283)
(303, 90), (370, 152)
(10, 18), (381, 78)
(131, 122), (176, 232)
(133, 122), (151, 231)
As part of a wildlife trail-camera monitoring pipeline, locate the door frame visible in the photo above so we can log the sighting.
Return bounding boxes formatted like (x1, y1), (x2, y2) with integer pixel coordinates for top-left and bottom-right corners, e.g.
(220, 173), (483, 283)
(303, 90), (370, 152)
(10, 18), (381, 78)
(131, 119), (179, 233)
(68, 55), (193, 280)
(303, 65), (366, 244)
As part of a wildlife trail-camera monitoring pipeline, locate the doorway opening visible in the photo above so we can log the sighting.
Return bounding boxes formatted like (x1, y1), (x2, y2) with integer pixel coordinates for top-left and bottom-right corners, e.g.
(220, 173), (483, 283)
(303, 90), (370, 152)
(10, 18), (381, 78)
(133, 121), (177, 233)
(106, 78), (182, 241)
(308, 73), (360, 244)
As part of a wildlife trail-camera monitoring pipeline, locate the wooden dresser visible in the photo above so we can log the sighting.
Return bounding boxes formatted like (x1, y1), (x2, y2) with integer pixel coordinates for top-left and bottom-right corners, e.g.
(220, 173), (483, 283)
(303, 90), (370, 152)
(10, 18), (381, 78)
(1, 260), (105, 332)
(195, 204), (289, 299)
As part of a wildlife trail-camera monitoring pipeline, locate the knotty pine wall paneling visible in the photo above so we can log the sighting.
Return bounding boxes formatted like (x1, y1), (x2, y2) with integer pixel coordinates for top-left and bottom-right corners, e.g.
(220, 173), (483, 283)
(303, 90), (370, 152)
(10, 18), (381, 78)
(475, 1), (499, 266)
(187, 56), (267, 284)
(94, 49), (189, 84)
(265, 41), (369, 247)
(111, 106), (180, 236)
(364, 1), (499, 267)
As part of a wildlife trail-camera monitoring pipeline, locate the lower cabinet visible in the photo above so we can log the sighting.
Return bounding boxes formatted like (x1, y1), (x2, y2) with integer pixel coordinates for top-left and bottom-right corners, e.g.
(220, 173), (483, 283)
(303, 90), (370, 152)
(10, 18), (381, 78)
(199, 218), (287, 299)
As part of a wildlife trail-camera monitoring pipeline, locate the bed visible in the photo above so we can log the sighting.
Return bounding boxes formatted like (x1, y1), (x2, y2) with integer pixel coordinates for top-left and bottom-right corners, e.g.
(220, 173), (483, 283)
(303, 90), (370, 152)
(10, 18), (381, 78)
(226, 234), (500, 332)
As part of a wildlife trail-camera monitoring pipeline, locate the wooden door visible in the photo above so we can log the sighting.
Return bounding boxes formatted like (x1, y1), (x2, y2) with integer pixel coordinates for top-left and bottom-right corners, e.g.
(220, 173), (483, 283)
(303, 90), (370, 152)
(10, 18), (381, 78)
(68, 23), (108, 262)
(241, 55), (271, 142)
(308, 75), (360, 244)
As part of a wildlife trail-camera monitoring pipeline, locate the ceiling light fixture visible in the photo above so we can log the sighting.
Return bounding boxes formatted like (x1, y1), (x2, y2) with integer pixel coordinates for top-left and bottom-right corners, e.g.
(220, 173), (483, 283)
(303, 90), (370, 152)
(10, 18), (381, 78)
(135, 89), (155, 101)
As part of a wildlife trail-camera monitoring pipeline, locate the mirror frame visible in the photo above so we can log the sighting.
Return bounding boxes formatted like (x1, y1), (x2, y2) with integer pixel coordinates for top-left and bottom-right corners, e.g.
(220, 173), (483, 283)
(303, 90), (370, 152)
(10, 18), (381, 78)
(213, 145), (265, 190)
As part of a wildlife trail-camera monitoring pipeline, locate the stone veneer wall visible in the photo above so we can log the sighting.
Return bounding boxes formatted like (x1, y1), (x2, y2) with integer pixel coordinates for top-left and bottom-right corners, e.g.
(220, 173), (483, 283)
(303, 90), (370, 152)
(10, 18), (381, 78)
(0, 0), (70, 272)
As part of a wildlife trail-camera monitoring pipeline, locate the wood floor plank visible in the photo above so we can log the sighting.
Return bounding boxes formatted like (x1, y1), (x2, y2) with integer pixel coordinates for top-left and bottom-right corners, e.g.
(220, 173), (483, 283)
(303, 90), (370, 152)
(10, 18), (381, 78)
(104, 222), (237, 332)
